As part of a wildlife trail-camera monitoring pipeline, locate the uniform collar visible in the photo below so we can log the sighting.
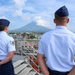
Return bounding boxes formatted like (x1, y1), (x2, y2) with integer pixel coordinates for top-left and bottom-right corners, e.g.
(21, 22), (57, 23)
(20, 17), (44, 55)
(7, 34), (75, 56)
(55, 26), (67, 29)
(0, 31), (7, 34)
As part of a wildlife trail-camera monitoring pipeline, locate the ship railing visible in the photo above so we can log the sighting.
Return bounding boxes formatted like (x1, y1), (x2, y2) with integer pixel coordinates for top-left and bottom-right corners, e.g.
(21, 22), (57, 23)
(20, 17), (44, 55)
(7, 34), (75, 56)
(19, 49), (41, 74)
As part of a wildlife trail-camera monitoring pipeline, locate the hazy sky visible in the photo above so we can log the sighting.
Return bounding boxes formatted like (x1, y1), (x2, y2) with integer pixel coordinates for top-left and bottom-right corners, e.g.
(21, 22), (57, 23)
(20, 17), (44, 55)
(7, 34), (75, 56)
(0, 0), (75, 32)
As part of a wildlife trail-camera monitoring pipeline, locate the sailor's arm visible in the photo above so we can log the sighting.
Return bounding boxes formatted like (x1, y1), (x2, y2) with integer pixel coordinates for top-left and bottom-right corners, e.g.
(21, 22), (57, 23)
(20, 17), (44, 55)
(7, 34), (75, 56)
(67, 66), (75, 75)
(37, 53), (50, 75)
(0, 51), (14, 65)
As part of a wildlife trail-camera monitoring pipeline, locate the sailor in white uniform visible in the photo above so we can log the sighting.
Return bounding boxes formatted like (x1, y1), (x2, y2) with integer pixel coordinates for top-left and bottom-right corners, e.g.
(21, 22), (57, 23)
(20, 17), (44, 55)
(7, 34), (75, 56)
(0, 19), (16, 75)
(37, 6), (75, 75)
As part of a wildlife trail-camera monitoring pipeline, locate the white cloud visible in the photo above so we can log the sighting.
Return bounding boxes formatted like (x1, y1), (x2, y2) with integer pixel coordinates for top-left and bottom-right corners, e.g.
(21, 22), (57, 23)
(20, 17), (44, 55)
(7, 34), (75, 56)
(13, 9), (32, 23)
(34, 16), (50, 28)
(0, 16), (8, 19)
(13, 0), (32, 22)
(13, 0), (26, 16)
(13, 0), (27, 9)
(13, 9), (23, 17)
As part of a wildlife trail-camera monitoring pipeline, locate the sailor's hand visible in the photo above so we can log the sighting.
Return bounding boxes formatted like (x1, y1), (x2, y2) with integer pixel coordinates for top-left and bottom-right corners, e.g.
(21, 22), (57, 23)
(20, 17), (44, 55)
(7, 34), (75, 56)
(44, 72), (50, 75)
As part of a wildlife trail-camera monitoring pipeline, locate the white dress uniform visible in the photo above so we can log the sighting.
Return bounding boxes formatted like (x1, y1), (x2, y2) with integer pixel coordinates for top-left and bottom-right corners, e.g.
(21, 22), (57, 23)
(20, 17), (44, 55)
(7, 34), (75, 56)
(0, 19), (15, 75)
(0, 31), (15, 60)
(38, 26), (75, 72)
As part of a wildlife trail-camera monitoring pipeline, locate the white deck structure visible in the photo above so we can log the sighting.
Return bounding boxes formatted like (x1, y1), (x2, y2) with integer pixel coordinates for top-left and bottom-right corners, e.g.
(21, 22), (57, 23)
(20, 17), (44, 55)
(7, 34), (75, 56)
(13, 60), (43, 75)
(13, 38), (44, 75)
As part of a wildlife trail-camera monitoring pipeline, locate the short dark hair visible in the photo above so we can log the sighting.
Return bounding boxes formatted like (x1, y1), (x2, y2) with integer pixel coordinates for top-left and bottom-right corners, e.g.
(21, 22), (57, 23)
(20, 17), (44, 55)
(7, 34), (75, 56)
(55, 14), (69, 22)
(0, 25), (6, 31)
(55, 14), (68, 20)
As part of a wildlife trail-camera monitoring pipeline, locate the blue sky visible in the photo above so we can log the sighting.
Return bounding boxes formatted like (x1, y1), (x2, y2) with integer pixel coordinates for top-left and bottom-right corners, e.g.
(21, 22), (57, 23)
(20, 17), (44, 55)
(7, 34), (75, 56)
(0, 0), (75, 32)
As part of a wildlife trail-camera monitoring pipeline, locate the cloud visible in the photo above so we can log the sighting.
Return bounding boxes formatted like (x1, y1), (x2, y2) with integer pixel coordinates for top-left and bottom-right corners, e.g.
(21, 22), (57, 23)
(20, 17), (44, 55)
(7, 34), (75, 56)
(13, 0), (56, 25)
(13, 9), (23, 17)
(13, 0), (26, 16)
(0, 0), (75, 31)
(34, 16), (50, 28)
(13, 0), (27, 9)
(13, 0), (32, 22)
(0, 16), (8, 19)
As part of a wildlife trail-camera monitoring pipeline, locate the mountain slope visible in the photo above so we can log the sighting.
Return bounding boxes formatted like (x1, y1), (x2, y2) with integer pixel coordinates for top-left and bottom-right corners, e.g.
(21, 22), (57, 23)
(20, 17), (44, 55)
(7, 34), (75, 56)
(10, 21), (51, 33)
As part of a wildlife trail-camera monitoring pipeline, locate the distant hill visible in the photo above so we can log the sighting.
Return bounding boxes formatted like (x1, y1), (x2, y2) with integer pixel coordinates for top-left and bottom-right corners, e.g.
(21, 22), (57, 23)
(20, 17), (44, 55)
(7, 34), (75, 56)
(9, 21), (51, 33)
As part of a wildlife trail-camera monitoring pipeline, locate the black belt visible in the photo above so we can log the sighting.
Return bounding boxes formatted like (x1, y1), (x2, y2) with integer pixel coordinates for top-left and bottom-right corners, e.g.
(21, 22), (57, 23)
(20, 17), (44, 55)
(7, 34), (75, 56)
(48, 67), (69, 75)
